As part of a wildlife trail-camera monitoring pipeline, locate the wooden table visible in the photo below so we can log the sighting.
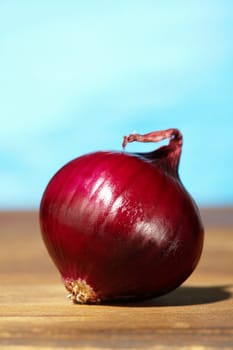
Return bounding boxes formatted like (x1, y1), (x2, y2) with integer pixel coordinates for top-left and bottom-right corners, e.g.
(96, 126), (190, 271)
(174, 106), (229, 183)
(0, 211), (232, 349)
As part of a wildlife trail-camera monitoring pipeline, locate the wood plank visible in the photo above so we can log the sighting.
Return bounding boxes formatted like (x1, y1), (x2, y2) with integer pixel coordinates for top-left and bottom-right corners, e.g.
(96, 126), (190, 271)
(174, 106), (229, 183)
(0, 211), (232, 349)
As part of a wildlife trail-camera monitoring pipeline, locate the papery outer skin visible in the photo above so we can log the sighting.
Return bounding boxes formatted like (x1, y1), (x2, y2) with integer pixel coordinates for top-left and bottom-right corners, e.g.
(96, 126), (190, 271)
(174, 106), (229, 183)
(40, 150), (204, 303)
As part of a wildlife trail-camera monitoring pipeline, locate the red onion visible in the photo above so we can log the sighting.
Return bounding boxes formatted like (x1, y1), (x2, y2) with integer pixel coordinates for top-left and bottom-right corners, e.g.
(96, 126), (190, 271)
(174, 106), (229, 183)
(40, 128), (204, 304)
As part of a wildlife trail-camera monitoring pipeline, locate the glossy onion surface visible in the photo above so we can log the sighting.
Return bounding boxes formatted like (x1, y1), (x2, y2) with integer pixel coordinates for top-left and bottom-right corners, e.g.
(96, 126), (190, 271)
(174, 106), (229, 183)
(40, 128), (204, 303)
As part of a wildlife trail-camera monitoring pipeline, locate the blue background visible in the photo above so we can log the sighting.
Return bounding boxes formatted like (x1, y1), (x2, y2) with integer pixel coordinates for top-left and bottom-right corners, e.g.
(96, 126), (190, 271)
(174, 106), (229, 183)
(0, 0), (232, 209)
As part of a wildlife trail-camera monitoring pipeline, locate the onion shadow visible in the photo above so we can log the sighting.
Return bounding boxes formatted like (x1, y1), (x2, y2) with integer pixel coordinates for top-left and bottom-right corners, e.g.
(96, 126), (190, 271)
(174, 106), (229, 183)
(102, 285), (232, 307)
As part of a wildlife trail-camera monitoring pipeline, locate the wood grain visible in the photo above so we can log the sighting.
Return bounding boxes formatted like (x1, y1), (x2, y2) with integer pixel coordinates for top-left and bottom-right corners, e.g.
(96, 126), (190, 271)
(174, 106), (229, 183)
(0, 211), (232, 349)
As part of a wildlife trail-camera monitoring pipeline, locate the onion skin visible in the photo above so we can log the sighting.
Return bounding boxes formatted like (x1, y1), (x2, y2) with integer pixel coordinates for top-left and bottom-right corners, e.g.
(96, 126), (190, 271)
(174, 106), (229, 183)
(40, 128), (204, 304)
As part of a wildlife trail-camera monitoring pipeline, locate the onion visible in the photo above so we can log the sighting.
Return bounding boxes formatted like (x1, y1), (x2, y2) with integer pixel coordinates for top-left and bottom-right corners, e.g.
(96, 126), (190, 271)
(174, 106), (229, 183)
(40, 128), (204, 304)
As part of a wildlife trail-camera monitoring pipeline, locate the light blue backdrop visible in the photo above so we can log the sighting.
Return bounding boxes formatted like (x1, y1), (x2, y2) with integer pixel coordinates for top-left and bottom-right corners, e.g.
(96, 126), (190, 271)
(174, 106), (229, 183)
(0, 0), (232, 209)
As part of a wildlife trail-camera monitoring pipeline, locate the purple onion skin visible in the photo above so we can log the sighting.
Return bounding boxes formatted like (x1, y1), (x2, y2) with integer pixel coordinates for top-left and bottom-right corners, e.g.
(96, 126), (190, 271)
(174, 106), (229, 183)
(40, 129), (204, 304)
